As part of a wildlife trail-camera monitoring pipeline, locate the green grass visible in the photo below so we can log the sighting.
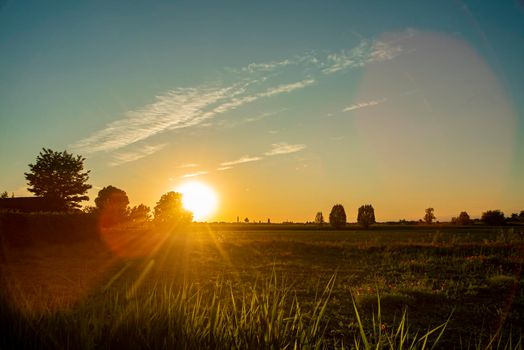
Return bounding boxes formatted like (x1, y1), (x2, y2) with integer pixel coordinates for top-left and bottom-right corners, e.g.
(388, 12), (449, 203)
(1, 222), (523, 349)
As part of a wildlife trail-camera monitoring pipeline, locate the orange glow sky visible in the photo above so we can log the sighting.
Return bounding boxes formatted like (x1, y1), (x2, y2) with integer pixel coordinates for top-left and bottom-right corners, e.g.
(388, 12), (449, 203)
(1, 2), (523, 222)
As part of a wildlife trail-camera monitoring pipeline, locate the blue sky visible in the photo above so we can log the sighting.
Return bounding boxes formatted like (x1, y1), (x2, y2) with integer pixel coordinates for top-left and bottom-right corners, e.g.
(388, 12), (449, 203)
(1, 0), (523, 221)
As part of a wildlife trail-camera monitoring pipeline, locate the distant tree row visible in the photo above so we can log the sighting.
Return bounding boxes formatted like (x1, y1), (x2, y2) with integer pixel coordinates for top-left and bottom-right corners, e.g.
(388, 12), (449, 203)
(22, 148), (192, 227)
(319, 204), (523, 228)
(87, 186), (192, 227)
(435, 208), (520, 226)
(16, 148), (524, 227)
(315, 204), (377, 229)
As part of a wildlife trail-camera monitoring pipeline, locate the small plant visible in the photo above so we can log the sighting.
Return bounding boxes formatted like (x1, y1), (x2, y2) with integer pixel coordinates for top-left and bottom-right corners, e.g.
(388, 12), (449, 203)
(347, 290), (450, 350)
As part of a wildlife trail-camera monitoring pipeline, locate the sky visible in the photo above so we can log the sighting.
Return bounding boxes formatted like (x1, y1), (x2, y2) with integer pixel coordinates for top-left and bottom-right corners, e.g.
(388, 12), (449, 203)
(1, 0), (523, 222)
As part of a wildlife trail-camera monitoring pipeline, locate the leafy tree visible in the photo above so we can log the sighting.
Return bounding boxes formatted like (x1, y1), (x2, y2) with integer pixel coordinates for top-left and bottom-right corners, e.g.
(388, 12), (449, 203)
(129, 204), (151, 224)
(24, 148), (91, 210)
(244, 217), (249, 223)
(154, 191), (192, 225)
(315, 212), (324, 226)
(357, 204), (375, 228)
(0, 191), (8, 199)
(95, 185), (129, 226)
(424, 208), (436, 224)
(481, 210), (505, 226)
(329, 204), (346, 229)
(452, 211), (471, 225)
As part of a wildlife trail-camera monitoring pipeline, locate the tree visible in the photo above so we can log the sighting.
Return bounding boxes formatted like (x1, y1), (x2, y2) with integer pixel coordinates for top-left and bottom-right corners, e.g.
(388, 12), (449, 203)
(83, 206), (98, 214)
(329, 204), (346, 229)
(24, 148), (91, 210)
(314, 212), (324, 226)
(357, 204), (375, 228)
(424, 208), (436, 224)
(95, 185), (129, 226)
(129, 204), (151, 225)
(0, 191), (8, 199)
(481, 210), (505, 226)
(453, 211), (470, 225)
(153, 191), (192, 225)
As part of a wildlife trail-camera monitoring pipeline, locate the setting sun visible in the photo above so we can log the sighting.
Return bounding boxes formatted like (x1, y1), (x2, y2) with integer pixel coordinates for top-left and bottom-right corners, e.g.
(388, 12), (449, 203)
(176, 181), (218, 222)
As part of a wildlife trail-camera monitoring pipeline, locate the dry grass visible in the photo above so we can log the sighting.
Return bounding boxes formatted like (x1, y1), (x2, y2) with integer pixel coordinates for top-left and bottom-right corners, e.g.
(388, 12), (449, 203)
(1, 221), (523, 348)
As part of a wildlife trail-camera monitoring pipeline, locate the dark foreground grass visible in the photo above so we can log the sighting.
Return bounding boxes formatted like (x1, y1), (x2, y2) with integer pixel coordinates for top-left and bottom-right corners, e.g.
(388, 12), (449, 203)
(0, 221), (523, 349)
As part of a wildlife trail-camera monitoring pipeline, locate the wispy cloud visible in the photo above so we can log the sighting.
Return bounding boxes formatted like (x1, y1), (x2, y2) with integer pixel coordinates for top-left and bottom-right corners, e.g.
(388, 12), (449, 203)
(216, 166), (232, 171)
(212, 79), (314, 115)
(72, 85), (244, 154)
(343, 98), (388, 112)
(181, 171), (208, 178)
(242, 59), (293, 73)
(178, 163), (199, 168)
(237, 35), (406, 76)
(218, 109), (286, 128)
(262, 79), (315, 96)
(220, 155), (263, 167)
(72, 32), (413, 157)
(109, 143), (168, 166)
(264, 142), (306, 156)
(72, 79), (313, 155)
(322, 39), (403, 74)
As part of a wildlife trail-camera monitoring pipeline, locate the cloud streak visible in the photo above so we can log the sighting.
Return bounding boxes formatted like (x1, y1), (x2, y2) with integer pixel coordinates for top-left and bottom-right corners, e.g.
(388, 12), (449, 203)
(217, 141), (306, 172)
(220, 155), (263, 167)
(343, 98), (388, 112)
(72, 80), (314, 155)
(242, 59), (293, 73)
(109, 143), (168, 166)
(181, 171), (208, 178)
(264, 142), (306, 156)
(178, 163), (199, 168)
(72, 32), (411, 158)
(322, 39), (403, 74)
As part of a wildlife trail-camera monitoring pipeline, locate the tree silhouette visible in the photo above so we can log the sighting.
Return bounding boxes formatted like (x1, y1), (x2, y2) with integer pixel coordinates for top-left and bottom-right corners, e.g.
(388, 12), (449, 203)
(95, 185), (129, 226)
(357, 204), (375, 228)
(129, 204), (151, 225)
(154, 191), (192, 225)
(329, 204), (346, 229)
(0, 191), (8, 199)
(24, 148), (91, 210)
(481, 210), (505, 226)
(315, 212), (324, 226)
(454, 211), (470, 225)
(424, 208), (436, 224)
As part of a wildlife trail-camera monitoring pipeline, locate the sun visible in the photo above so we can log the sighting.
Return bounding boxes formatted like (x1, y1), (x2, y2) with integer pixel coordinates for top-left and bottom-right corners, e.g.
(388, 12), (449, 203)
(176, 181), (218, 222)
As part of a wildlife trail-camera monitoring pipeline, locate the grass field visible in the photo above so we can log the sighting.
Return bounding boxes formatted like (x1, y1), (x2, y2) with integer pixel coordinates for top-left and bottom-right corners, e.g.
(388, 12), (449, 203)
(1, 220), (523, 349)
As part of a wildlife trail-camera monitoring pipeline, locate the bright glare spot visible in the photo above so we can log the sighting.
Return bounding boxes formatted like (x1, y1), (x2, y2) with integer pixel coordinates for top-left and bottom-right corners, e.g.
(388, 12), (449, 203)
(176, 181), (218, 221)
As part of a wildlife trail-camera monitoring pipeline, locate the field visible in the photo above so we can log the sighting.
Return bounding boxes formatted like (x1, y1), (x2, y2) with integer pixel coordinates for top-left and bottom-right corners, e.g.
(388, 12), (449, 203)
(1, 217), (523, 349)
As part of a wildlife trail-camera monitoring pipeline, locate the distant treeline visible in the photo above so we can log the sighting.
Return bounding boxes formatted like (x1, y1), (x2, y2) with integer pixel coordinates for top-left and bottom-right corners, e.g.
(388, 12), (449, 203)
(2, 148), (524, 229)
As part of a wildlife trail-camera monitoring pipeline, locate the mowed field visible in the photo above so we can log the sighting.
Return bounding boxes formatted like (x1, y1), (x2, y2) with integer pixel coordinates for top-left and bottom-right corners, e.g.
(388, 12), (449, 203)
(1, 221), (523, 349)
